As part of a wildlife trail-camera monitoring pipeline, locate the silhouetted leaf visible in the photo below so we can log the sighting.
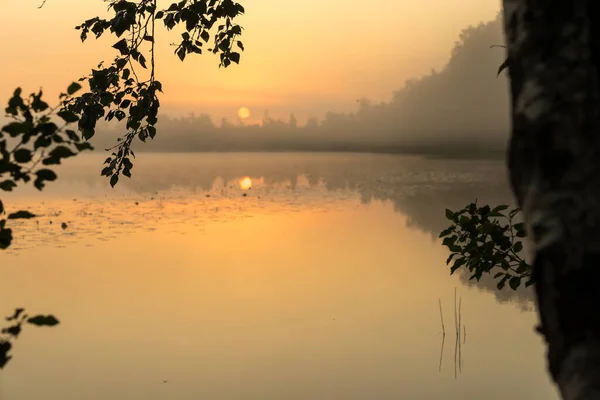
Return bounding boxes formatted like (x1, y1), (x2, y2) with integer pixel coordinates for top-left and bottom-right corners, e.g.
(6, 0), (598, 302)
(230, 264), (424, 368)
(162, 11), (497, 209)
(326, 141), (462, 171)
(13, 149), (32, 163)
(7, 211), (36, 220)
(0, 180), (17, 191)
(0, 341), (12, 369)
(439, 227), (453, 238)
(2, 122), (30, 136)
(57, 110), (79, 123)
(67, 82), (82, 95)
(514, 241), (523, 253)
(6, 308), (24, 321)
(110, 174), (119, 188)
(26, 315), (59, 326)
(509, 276), (521, 290)
(445, 209), (454, 220)
(34, 169), (57, 190)
(497, 57), (510, 77)
(177, 47), (186, 61)
(2, 324), (21, 338)
(0, 227), (13, 249)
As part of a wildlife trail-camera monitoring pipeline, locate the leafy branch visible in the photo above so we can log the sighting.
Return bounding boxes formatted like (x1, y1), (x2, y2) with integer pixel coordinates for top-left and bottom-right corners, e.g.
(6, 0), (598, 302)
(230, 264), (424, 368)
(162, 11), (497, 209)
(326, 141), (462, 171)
(440, 202), (532, 291)
(70, 0), (245, 187)
(1, 83), (91, 249)
(0, 0), (246, 368)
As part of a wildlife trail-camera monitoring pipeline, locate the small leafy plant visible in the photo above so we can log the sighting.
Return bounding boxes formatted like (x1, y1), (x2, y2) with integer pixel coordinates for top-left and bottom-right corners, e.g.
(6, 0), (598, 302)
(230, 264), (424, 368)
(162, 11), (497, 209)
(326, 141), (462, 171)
(440, 202), (532, 290)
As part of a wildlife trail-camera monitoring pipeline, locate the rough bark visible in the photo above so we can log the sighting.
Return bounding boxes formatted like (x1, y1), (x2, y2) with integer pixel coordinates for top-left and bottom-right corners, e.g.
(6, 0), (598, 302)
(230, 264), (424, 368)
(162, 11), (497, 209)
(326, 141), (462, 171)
(502, 1), (600, 398)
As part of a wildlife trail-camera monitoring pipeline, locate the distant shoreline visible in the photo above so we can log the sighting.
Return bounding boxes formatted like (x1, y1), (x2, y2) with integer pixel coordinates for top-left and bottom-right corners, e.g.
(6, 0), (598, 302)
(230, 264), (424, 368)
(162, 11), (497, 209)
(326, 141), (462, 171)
(90, 140), (507, 161)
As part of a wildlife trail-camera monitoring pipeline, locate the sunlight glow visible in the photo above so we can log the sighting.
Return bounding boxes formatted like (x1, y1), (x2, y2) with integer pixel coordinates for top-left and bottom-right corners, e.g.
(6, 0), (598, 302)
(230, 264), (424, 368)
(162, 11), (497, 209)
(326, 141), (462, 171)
(239, 176), (252, 190)
(238, 107), (251, 119)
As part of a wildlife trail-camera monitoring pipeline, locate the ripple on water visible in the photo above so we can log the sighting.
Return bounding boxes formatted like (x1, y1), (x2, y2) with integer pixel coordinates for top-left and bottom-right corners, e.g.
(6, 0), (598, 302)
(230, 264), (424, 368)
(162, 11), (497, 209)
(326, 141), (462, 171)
(2, 179), (364, 255)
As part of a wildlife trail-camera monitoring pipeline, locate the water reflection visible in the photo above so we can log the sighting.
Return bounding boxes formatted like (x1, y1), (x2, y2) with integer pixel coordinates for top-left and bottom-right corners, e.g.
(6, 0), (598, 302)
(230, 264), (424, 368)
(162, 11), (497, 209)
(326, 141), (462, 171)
(0, 153), (555, 400)
(3, 153), (530, 308)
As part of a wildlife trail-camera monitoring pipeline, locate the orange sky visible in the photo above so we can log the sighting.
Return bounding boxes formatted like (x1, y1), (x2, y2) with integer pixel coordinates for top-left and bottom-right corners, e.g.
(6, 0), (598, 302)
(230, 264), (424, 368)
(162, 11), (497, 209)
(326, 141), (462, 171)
(0, 0), (501, 123)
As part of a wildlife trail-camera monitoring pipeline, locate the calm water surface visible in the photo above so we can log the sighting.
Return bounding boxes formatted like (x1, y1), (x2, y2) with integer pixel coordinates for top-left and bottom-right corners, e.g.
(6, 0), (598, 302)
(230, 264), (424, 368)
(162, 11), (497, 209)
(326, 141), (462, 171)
(0, 153), (557, 399)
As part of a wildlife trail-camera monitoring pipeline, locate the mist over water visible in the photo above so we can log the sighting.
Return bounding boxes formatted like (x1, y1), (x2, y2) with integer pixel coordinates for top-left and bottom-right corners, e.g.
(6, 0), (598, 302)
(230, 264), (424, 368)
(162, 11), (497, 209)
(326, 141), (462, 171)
(0, 5), (558, 399)
(0, 153), (555, 400)
(91, 14), (509, 156)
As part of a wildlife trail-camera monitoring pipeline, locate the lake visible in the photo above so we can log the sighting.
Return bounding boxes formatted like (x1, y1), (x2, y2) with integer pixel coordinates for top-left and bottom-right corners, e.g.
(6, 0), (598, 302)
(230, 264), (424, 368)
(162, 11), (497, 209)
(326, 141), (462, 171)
(0, 152), (558, 399)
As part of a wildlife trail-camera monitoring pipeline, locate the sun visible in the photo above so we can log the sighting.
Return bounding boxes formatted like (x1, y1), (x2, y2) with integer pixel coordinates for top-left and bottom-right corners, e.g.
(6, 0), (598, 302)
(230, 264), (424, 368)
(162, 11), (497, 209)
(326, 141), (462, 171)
(238, 107), (251, 120)
(239, 176), (252, 190)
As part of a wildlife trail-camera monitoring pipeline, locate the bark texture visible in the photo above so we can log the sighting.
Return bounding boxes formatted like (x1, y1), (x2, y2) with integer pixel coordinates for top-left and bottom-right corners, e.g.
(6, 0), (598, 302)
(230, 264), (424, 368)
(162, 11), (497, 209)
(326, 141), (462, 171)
(502, 1), (600, 398)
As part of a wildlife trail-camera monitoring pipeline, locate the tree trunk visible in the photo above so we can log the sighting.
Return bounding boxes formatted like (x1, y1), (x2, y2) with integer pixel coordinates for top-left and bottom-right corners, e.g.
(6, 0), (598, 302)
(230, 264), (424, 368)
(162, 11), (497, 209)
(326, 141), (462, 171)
(502, 1), (600, 398)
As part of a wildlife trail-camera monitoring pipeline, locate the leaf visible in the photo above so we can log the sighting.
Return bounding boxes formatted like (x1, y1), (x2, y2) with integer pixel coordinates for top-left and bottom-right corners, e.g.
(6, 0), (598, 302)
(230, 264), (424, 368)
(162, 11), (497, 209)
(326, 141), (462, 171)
(509, 276), (521, 290)
(46, 146), (76, 163)
(445, 209), (454, 220)
(492, 204), (509, 213)
(230, 52), (240, 64)
(497, 57), (510, 77)
(0, 200), (3, 215)
(439, 227), (453, 238)
(0, 341), (13, 369)
(200, 30), (210, 42)
(112, 38), (130, 55)
(6, 308), (24, 321)
(449, 257), (466, 274)
(155, 11), (164, 19)
(7, 211), (37, 220)
(497, 275), (509, 290)
(34, 169), (58, 190)
(75, 142), (93, 152)
(514, 222), (527, 238)
(237, 40), (244, 51)
(57, 110), (79, 123)
(0, 180), (16, 192)
(13, 149), (32, 163)
(26, 315), (60, 326)
(2, 324), (21, 338)
(67, 82), (82, 95)
(177, 47), (186, 61)
(442, 235), (457, 248)
(2, 122), (30, 136)
(525, 279), (535, 287)
(0, 226), (13, 249)
(110, 174), (119, 188)
(513, 241), (523, 253)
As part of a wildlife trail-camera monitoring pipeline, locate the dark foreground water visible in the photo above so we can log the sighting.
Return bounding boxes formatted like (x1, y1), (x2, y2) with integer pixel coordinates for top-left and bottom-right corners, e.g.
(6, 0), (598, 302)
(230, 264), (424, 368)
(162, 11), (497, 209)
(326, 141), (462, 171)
(0, 153), (557, 399)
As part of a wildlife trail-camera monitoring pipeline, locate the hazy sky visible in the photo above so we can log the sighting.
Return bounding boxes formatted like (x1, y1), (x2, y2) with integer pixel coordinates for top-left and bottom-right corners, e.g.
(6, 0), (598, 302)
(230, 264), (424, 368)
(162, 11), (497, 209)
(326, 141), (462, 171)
(0, 0), (500, 123)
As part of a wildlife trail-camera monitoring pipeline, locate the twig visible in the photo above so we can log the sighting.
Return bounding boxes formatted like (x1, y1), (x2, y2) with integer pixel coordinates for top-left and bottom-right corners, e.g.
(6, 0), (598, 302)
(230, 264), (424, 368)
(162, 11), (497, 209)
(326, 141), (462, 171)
(438, 298), (445, 336)
(438, 333), (445, 372)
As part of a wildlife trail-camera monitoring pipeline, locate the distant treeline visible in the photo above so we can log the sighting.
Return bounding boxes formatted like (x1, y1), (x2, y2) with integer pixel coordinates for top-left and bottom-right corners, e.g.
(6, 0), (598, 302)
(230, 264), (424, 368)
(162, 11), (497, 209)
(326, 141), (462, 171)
(92, 13), (509, 158)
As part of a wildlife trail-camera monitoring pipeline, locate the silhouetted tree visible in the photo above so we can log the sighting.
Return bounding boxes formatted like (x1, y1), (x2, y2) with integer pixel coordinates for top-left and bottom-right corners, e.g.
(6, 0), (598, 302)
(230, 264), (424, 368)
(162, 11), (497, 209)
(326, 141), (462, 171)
(0, 0), (245, 368)
(442, 3), (600, 398)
